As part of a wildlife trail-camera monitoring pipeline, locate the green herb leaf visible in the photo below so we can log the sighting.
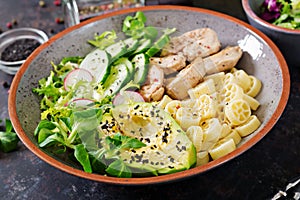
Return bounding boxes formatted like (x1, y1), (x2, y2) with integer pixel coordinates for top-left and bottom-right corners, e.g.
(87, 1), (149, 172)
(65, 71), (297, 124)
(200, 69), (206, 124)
(0, 119), (19, 153)
(74, 144), (92, 173)
(105, 159), (132, 178)
(106, 133), (146, 149)
(38, 133), (65, 147)
(5, 119), (14, 133)
(0, 131), (19, 153)
(34, 120), (57, 136)
(88, 30), (117, 49)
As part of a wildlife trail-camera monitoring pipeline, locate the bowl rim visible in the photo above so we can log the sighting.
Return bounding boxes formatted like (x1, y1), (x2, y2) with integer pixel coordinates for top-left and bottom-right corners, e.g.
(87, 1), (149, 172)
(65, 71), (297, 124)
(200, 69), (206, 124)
(0, 27), (49, 66)
(242, 0), (300, 34)
(8, 5), (290, 185)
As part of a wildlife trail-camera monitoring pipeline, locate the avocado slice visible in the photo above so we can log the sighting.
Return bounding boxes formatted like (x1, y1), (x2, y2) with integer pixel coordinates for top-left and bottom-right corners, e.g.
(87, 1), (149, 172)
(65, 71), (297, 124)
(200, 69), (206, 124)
(111, 102), (197, 175)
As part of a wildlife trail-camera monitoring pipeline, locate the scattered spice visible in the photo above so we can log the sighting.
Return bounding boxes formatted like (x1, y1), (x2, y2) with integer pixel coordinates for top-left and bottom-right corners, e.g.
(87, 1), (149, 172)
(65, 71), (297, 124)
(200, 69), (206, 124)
(2, 81), (10, 88)
(0, 39), (41, 62)
(53, 0), (61, 6)
(55, 17), (64, 24)
(12, 19), (18, 25)
(39, 0), (46, 7)
(6, 22), (12, 29)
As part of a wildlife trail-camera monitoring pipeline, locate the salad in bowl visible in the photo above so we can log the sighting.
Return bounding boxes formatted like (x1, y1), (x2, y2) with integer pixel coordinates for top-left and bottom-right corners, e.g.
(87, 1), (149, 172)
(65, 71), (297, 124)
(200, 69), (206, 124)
(32, 11), (262, 178)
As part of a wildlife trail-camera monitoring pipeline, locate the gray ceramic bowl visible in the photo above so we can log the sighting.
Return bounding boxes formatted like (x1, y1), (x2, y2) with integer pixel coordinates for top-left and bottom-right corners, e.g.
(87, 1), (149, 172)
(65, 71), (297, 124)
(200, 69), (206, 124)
(8, 5), (290, 185)
(242, 0), (300, 66)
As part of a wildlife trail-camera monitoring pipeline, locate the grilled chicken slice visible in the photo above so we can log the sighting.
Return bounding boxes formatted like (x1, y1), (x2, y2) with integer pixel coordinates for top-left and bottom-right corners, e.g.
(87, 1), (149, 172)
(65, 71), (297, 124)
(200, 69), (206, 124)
(161, 28), (221, 62)
(149, 54), (186, 75)
(166, 57), (206, 100)
(139, 65), (165, 102)
(204, 46), (243, 75)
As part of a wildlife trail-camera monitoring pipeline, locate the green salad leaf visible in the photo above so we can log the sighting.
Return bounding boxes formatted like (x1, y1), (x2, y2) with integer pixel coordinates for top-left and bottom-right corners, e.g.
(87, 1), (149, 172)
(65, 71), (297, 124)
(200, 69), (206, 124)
(0, 119), (19, 153)
(32, 11), (179, 177)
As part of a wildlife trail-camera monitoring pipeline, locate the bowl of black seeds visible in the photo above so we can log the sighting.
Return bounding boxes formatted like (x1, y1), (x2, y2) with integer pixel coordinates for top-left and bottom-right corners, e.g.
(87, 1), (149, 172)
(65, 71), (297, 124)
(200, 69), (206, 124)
(0, 28), (48, 75)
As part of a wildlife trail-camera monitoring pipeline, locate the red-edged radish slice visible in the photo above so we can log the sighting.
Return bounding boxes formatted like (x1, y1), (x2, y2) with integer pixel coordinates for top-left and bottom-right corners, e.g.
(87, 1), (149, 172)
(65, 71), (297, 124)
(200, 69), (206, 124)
(69, 98), (95, 107)
(113, 91), (145, 105)
(64, 68), (93, 91)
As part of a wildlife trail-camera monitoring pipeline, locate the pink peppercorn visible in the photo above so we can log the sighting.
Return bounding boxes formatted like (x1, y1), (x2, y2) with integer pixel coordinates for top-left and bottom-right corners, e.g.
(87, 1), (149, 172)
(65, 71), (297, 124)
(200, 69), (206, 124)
(54, 0), (61, 6)
(6, 22), (12, 29)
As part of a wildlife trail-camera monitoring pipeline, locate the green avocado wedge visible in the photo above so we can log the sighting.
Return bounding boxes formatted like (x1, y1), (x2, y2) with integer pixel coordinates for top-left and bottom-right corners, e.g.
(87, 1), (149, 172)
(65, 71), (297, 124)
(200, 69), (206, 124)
(111, 102), (197, 175)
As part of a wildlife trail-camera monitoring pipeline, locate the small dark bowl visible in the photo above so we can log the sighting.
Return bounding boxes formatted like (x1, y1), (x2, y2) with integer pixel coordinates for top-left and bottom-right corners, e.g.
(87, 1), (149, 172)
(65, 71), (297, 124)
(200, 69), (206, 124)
(0, 28), (48, 75)
(242, 0), (300, 66)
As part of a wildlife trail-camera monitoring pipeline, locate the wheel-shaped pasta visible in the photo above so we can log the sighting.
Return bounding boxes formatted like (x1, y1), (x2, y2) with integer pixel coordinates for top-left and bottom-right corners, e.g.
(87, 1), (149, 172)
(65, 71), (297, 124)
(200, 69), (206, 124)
(220, 123), (232, 138)
(221, 129), (241, 145)
(157, 95), (173, 109)
(204, 72), (225, 91)
(245, 75), (262, 97)
(200, 118), (222, 151)
(235, 115), (261, 137)
(176, 107), (201, 131)
(209, 138), (236, 160)
(233, 69), (251, 91)
(188, 78), (216, 99)
(223, 73), (237, 86)
(164, 100), (181, 119)
(224, 99), (251, 126)
(243, 93), (260, 111)
(186, 126), (203, 152)
(196, 151), (209, 166)
(220, 82), (244, 103)
(216, 103), (226, 123)
(181, 98), (198, 109)
(197, 94), (218, 119)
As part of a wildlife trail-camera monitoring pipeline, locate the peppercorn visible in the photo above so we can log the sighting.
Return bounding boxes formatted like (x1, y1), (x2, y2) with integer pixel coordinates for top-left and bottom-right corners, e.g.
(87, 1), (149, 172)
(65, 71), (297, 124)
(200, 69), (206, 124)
(12, 19), (18, 25)
(39, 0), (46, 7)
(6, 22), (12, 29)
(53, 0), (61, 6)
(55, 17), (64, 24)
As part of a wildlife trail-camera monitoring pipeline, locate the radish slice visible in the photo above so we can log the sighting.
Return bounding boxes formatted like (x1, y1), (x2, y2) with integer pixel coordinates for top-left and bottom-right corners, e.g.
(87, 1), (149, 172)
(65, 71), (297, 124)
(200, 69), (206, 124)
(69, 98), (95, 107)
(113, 91), (145, 105)
(64, 68), (93, 91)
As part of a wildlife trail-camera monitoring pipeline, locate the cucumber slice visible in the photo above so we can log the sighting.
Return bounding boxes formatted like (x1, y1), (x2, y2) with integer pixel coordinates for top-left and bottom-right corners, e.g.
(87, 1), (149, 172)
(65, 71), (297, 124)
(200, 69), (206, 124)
(115, 57), (134, 75)
(123, 37), (139, 53)
(132, 53), (149, 85)
(146, 34), (170, 57)
(103, 63), (130, 96)
(79, 49), (110, 83)
(133, 39), (151, 54)
(105, 40), (126, 62)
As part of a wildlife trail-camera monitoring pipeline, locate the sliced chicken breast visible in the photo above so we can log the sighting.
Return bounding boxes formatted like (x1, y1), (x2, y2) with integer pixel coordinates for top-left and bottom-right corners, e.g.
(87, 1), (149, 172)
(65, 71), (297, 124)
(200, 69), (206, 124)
(204, 46), (243, 75)
(149, 54), (186, 75)
(161, 28), (221, 62)
(166, 57), (206, 100)
(139, 65), (165, 102)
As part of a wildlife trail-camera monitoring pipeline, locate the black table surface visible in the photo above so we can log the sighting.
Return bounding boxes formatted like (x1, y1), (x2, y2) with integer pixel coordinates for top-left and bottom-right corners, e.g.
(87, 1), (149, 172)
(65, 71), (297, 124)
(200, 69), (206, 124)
(0, 0), (299, 199)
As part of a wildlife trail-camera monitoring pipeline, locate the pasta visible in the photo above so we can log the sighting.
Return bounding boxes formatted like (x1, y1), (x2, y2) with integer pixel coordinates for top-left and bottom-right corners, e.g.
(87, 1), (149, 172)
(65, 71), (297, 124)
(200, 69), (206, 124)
(186, 126), (203, 152)
(224, 99), (251, 126)
(197, 94), (218, 119)
(209, 138), (236, 160)
(235, 115), (261, 137)
(176, 107), (201, 131)
(188, 78), (216, 99)
(245, 75), (262, 97)
(159, 67), (262, 164)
